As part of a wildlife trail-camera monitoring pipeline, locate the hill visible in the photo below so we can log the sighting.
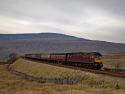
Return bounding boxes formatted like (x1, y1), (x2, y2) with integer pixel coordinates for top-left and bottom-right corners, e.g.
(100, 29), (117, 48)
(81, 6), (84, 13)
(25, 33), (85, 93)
(0, 33), (125, 60)
(0, 33), (87, 41)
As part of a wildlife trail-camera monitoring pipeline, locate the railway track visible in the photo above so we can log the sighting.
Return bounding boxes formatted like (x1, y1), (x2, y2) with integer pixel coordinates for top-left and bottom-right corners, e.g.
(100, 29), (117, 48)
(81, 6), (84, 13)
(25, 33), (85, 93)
(23, 57), (125, 78)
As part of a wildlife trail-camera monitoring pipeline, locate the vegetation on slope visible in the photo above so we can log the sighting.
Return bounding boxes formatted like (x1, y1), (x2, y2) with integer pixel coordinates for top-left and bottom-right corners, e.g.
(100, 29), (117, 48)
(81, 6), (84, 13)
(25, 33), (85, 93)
(0, 60), (125, 94)
(10, 58), (125, 89)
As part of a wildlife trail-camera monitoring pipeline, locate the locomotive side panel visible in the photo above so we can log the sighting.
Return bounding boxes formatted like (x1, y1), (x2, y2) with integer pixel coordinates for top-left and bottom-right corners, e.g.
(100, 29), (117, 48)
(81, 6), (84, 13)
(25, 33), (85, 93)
(67, 53), (94, 63)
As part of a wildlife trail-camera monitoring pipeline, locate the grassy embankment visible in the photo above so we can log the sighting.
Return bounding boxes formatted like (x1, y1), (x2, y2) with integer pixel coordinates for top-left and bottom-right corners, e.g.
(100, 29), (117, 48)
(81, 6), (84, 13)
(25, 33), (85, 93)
(0, 59), (125, 94)
(1, 58), (123, 94)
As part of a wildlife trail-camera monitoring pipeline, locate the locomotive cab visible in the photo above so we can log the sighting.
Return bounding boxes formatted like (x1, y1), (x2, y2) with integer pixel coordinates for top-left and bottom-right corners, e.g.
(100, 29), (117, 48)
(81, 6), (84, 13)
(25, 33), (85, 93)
(93, 52), (103, 69)
(94, 55), (103, 63)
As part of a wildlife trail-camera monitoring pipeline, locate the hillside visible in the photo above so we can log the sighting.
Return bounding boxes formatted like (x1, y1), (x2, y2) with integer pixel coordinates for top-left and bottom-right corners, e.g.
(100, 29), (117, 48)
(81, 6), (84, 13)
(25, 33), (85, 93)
(0, 33), (125, 60)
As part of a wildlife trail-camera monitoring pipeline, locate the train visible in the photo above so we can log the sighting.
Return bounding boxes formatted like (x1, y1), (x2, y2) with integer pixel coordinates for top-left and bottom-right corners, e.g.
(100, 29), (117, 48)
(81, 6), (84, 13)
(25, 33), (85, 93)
(24, 52), (103, 70)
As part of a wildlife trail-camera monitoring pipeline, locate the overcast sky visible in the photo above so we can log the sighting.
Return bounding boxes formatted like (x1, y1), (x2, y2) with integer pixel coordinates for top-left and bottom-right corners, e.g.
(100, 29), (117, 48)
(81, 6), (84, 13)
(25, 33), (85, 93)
(0, 0), (125, 43)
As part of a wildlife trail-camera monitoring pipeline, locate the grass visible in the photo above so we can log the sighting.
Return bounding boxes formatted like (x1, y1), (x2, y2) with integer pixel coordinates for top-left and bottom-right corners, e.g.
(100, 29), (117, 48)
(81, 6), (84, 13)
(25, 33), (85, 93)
(10, 58), (125, 88)
(0, 59), (125, 94)
(103, 58), (125, 68)
(103, 53), (125, 68)
(0, 63), (125, 94)
(10, 58), (86, 81)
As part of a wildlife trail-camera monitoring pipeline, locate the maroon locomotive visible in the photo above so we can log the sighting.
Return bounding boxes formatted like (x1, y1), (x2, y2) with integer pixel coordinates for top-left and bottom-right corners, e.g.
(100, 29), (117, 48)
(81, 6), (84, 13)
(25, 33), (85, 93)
(25, 52), (103, 69)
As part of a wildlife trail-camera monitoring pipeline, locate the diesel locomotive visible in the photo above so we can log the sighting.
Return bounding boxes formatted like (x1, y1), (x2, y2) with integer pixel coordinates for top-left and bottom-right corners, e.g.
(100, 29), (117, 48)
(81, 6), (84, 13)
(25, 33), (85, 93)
(25, 52), (103, 69)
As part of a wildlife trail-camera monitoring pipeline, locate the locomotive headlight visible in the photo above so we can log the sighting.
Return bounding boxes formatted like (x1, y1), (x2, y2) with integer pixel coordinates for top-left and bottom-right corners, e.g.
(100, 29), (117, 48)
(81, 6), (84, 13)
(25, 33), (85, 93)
(95, 57), (103, 63)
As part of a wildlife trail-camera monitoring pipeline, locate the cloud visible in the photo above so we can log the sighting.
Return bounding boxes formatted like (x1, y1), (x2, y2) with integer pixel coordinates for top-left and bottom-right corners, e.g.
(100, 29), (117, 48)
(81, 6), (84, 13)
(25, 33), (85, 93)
(0, 0), (125, 43)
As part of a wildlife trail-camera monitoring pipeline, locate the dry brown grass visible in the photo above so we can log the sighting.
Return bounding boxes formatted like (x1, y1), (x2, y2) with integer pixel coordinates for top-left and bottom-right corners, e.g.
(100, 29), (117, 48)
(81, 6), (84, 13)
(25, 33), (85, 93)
(0, 58), (125, 94)
(0, 65), (100, 94)
(10, 58), (86, 79)
(103, 58), (125, 68)
(11, 59), (125, 88)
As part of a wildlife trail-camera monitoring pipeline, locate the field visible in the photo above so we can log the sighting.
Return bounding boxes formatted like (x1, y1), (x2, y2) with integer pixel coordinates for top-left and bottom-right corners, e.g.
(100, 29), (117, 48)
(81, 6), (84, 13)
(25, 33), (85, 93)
(103, 53), (125, 69)
(0, 58), (124, 94)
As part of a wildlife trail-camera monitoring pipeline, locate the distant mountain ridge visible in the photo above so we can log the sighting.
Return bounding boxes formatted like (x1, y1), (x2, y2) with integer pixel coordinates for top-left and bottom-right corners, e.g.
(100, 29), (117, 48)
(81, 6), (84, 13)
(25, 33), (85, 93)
(0, 33), (125, 60)
(0, 33), (88, 41)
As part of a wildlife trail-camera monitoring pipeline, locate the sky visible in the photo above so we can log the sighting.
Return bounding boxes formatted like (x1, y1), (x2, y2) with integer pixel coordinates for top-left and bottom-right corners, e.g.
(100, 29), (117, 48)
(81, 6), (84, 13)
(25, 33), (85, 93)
(0, 0), (125, 43)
